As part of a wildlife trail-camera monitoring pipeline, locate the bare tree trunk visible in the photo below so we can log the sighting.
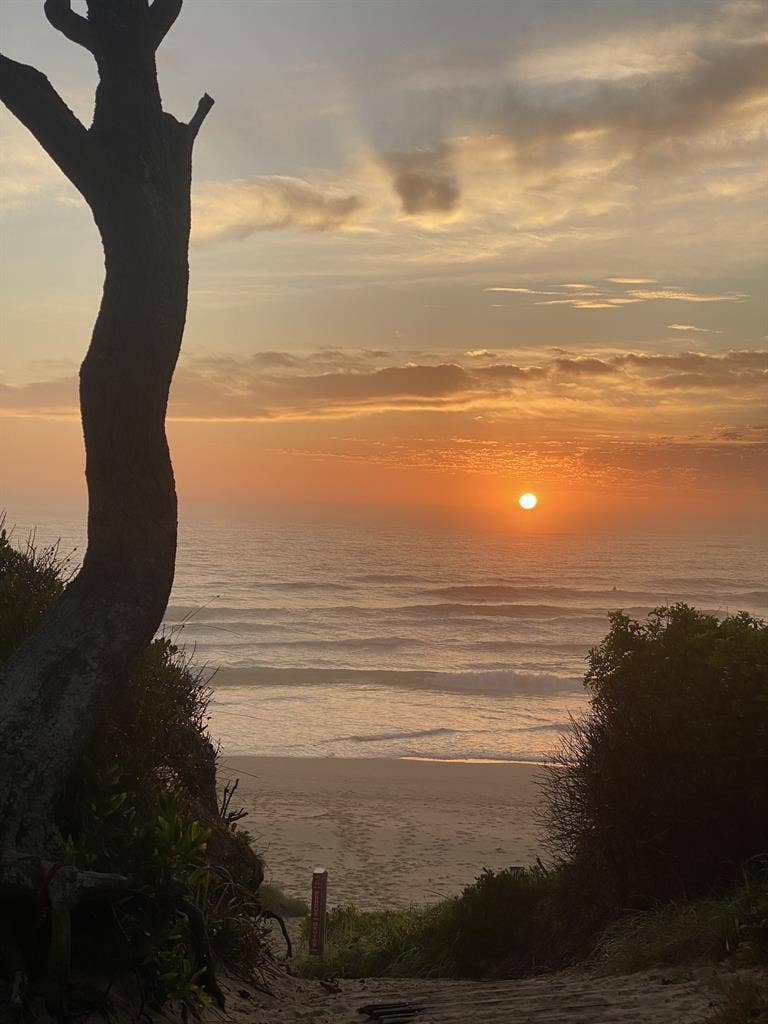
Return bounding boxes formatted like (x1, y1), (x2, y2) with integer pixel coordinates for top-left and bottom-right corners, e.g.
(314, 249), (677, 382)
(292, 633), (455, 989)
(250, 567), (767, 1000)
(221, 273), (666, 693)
(0, 0), (212, 856)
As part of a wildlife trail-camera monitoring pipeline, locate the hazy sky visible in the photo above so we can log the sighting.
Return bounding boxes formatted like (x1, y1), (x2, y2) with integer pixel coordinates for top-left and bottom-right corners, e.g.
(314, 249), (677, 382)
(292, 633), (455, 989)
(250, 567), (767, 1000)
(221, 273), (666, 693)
(1, 0), (766, 530)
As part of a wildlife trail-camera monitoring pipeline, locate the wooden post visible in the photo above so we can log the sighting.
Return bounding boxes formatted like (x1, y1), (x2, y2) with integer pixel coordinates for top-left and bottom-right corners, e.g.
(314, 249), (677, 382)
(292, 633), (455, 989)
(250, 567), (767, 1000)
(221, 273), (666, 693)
(309, 867), (328, 956)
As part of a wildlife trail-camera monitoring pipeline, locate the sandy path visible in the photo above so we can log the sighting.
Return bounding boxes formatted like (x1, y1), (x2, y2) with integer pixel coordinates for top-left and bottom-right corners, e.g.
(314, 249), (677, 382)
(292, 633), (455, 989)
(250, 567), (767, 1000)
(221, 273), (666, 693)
(221, 756), (545, 910)
(215, 968), (717, 1023)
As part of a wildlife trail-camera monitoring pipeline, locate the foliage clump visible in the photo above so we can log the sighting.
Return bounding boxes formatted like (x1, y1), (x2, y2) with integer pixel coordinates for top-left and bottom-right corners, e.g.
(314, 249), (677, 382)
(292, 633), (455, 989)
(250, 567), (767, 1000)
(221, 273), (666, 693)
(298, 866), (550, 979)
(0, 527), (67, 661)
(0, 528), (268, 1007)
(545, 604), (768, 904)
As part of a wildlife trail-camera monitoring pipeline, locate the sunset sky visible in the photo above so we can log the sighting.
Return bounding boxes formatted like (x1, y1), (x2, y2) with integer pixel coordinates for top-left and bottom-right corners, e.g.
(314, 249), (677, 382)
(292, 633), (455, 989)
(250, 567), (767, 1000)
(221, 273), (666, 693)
(1, 0), (766, 531)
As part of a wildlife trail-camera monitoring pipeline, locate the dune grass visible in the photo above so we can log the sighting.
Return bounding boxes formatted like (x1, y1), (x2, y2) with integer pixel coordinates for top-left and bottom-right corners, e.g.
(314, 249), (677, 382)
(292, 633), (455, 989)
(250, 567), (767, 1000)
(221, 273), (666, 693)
(595, 870), (768, 975)
(296, 866), (768, 981)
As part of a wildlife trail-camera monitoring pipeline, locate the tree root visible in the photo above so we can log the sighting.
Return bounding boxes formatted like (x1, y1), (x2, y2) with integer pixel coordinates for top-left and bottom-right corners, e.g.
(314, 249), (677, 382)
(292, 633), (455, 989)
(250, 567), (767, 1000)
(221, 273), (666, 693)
(260, 909), (293, 959)
(177, 897), (225, 1009)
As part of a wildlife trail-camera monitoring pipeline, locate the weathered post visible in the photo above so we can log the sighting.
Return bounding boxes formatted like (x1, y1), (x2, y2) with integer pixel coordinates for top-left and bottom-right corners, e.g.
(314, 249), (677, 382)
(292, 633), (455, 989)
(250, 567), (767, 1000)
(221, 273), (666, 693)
(309, 867), (328, 956)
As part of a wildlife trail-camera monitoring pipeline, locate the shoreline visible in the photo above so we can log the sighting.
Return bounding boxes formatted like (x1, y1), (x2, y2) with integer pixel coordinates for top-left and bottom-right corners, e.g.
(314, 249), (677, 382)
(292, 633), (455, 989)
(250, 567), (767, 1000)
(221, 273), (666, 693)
(221, 756), (546, 910)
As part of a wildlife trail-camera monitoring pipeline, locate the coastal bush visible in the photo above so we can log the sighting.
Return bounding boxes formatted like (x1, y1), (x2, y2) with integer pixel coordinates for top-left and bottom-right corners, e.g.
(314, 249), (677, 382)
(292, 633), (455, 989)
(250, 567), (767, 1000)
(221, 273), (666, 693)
(0, 526), (67, 660)
(544, 604), (768, 904)
(0, 529), (267, 1006)
(298, 866), (561, 979)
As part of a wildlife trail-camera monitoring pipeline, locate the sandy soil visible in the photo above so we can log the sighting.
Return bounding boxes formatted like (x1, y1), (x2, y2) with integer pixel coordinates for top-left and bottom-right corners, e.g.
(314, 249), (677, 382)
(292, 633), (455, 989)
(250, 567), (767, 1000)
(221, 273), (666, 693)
(221, 756), (546, 910)
(206, 966), (721, 1023)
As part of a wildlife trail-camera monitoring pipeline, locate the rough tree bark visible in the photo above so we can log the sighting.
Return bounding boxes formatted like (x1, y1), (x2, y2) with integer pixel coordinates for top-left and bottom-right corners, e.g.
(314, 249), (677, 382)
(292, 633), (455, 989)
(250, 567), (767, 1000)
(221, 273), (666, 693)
(0, 1), (212, 858)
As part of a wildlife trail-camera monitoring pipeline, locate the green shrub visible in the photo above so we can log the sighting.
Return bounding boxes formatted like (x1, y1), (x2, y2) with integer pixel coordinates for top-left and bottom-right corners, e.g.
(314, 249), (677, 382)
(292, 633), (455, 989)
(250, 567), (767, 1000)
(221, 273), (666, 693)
(0, 526), (67, 660)
(298, 866), (557, 979)
(543, 604), (768, 905)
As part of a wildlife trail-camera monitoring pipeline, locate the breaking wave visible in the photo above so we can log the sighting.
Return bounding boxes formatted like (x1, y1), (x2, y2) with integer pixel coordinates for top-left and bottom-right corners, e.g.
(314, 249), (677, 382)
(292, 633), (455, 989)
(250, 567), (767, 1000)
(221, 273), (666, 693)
(212, 665), (581, 695)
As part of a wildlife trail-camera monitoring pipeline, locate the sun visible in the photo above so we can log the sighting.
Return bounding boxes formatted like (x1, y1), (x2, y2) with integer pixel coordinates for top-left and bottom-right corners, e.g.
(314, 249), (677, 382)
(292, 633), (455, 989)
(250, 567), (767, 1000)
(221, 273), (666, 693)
(518, 492), (538, 510)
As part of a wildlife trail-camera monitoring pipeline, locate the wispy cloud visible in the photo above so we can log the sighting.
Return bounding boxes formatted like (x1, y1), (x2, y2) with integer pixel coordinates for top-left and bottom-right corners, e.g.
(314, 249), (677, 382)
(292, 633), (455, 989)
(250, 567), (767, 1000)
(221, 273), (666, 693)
(192, 176), (366, 240)
(483, 287), (561, 296)
(608, 277), (658, 285)
(484, 279), (749, 310)
(668, 324), (724, 333)
(628, 287), (747, 303)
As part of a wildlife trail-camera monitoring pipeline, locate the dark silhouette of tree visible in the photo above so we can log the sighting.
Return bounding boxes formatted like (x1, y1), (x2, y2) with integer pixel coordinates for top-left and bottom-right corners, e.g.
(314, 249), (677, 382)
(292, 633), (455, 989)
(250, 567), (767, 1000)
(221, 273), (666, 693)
(0, 0), (212, 964)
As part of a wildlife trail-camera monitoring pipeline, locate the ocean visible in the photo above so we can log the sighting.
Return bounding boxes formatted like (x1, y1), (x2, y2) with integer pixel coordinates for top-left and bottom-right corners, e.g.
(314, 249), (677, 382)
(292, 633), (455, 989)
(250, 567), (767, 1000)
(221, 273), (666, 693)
(12, 514), (767, 763)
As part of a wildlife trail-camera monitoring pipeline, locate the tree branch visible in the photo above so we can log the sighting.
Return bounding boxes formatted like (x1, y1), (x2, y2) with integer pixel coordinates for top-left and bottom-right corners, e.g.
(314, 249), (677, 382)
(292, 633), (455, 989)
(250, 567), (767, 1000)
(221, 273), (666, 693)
(0, 54), (94, 198)
(188, 92), (214, 140)
(44, 0), (94, 53)
(149, 0), (183, 48)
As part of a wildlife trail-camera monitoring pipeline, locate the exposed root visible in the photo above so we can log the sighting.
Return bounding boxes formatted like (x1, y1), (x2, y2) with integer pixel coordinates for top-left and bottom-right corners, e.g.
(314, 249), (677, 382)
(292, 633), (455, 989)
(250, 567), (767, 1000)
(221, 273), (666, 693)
(260, 910), (293, 959)
(177, 897), (225, 1009)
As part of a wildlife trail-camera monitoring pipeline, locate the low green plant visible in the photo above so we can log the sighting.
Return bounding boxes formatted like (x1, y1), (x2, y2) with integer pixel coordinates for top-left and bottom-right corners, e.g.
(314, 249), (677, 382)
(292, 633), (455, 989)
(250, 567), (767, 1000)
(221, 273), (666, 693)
(297, 866), (556, 979)
(61, 761), (213, 1003)
(708, 972), (768, 1024)
(595, 869), (768, 974)
(258, 884), (309, 919)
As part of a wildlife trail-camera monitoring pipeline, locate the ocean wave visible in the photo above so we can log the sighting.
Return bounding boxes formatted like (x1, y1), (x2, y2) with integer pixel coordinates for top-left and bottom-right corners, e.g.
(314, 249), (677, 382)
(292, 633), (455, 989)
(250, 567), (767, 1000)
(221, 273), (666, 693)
(422, 585), (768, 608)
(260, 635), (423, 651)
(424, 585), (659, 602)
(462, 639), (588, 653)
(251, 581), (351, 592)
(650, 576), (767, 591)
(329, 727), (457, 743)
(212, 665), (582, 695)
(164, 605), (291, 622)
(350, 573), (430, 584)
(165, 602), (612, 623)
(406, 602), (619, 619)
(728, 592), (768, 607)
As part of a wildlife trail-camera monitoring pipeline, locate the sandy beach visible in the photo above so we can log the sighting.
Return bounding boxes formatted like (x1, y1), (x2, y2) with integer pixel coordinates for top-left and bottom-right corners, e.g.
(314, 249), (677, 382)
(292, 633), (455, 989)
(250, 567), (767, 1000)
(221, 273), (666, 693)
(221, 756), (546, 910)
